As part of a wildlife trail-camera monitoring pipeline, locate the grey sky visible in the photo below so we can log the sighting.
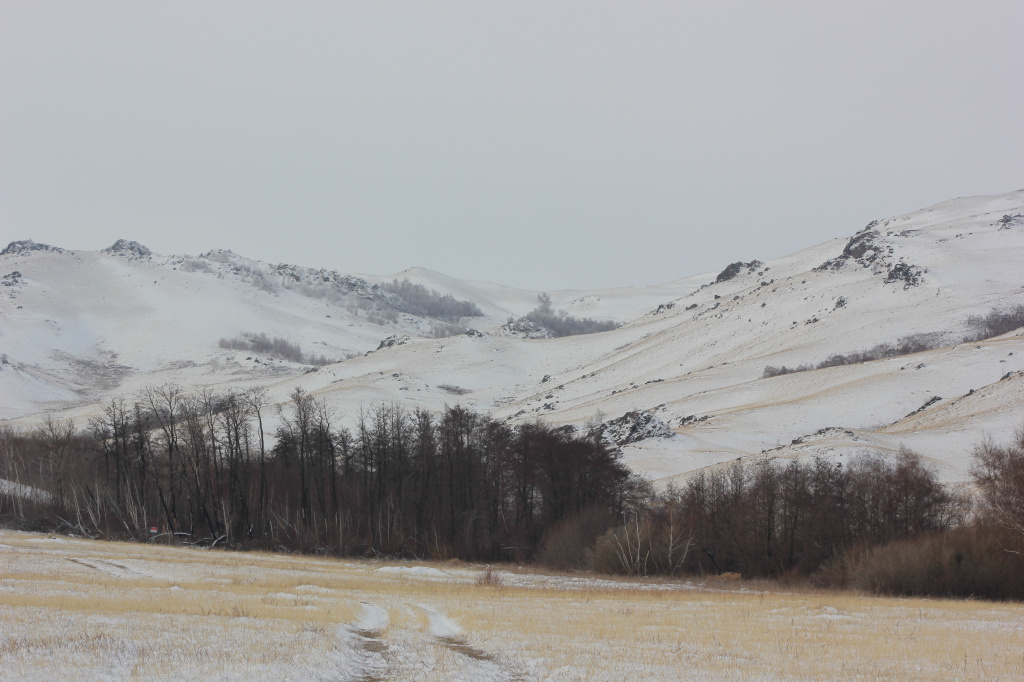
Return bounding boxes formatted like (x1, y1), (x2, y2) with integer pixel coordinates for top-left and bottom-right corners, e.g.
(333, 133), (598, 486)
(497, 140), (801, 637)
(2, 2), (1022, 290)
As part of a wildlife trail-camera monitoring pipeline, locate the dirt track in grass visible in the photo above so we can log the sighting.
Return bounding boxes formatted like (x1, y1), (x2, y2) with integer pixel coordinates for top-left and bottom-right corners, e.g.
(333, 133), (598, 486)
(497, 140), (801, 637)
(1, 530), (1022, 680)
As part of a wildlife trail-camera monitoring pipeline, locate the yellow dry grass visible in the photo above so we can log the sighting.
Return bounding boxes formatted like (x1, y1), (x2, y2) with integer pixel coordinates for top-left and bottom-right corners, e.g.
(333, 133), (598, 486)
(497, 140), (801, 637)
(0, 530), (1022, 680)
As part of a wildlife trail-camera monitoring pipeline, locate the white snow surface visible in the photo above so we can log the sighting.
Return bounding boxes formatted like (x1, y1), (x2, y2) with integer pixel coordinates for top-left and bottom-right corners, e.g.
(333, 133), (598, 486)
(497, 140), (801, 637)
(378, 566), (450, 579)
(353, 602), (390, 633)
(3, 190), (1024, 484)
(419, 606), (463, 639)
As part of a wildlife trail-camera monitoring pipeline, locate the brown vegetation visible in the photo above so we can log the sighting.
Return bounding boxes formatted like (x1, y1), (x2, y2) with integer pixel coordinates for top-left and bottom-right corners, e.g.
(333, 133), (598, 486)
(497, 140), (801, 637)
(5, 393), (1024, 601)
(583, 449), (964, 580)
(2, 529), (1023, 680)
(0, 389), (635, 562)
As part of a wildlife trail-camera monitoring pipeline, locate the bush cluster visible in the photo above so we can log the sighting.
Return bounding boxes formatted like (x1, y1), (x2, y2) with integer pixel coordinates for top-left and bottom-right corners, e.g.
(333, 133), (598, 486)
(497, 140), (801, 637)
(764, 304), (1024, 379)
(380, 278), (483, 321)
(764, 334), (941, 378)
(523, 294), (617, 337)
(844, 525), (1024, 600)
(963, 305), (1024, 343)
(218, 332), (333, 365)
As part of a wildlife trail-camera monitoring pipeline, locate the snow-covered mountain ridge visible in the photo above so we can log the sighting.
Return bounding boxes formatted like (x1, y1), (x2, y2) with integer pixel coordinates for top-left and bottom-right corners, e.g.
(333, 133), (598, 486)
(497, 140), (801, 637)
(2, 189), (1024, 484)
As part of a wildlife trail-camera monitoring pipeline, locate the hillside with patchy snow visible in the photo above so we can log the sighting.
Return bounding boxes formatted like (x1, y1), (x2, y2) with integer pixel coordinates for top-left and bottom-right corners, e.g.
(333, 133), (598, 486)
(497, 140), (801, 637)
(2, 190), (1023, 484)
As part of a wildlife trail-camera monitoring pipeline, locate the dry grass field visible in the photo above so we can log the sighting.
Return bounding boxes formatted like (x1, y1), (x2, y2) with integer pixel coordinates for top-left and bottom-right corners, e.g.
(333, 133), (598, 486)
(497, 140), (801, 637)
(1, 530), (1023, 680)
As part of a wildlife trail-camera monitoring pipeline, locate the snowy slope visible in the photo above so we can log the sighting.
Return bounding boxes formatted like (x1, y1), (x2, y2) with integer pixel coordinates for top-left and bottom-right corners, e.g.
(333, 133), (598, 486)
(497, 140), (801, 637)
(2, 190), (1023, 484)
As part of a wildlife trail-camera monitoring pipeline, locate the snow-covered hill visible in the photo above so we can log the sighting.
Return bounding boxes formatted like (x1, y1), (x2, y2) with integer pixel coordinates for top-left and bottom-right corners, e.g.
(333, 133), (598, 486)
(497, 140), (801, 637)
(2, 190), (1023, 484)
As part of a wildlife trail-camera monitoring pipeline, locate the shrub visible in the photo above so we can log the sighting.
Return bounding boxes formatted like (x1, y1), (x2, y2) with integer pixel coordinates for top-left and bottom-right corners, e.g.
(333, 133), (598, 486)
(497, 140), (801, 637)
(763, 363), (812, 378)
(589, 508), (694, 576)
(762, 303), (1024, 380)
(436, 384), (471, 396)
(380, 278), (483, 321)
(522, 294), (618, 337)
(590, 516), (654, 575)
(218, 333), (334, 366)
(430, 321), (468, 338)
(847, 525), (1024, 600)
(763, 334), (942, 378)
(964, 305), (1024, 342)
(475, 568), (504, 587)
(538, 506), (617, 570)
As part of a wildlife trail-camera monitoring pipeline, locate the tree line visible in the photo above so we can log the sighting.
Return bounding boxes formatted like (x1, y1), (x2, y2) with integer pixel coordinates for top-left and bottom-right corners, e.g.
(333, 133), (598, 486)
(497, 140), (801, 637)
(0, 386), (635, 560)
(545, 436), (1024, 600)
(568, 449), (963, 577)
(3, 386), (1022, 599)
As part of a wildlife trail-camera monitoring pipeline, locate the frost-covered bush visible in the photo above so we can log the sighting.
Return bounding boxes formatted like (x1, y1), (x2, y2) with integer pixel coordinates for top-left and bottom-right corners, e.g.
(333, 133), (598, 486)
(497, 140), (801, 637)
(366, 309), (398, 326)
(763, 333), (945, 378)
(179, 257), (214, 273)
(763, 363), (813, 378)
(218, 332), (334, 365)
(817, 334), (940, 368)
(522, 293), (617, 337)
(229, 263), (277, 293)
(430, 321), (468, 338)
(964, 304), (1024, 342)
(763, 304), (1024, 379)
(380, 278), (483, 321)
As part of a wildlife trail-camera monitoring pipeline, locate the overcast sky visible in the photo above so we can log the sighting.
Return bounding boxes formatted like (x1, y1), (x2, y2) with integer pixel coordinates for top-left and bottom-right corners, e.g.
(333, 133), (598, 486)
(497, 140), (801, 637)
(1, 2), (1022, 290)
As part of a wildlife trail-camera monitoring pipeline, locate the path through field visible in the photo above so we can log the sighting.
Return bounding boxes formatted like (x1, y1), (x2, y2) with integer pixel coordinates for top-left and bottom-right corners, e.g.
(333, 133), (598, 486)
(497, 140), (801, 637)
(1, 530), (1023, 680)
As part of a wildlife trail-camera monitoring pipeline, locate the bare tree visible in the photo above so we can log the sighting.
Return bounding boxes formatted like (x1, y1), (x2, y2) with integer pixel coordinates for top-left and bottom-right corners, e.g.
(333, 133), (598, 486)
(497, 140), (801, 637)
(38, 414), (75, 500)
(971, 430), (1024, 549)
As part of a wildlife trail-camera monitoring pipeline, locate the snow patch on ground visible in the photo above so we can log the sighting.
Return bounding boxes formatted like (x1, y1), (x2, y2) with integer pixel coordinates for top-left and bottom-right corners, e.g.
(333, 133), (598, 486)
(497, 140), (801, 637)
(378, 566), (449, 579)
(354, 602), (389, 633)
(419, 605), (462, 638)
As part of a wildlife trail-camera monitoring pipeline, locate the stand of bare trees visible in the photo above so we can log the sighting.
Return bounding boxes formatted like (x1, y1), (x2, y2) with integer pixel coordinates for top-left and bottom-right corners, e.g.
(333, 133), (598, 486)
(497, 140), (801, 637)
(586, 449), (966, 579)
(0, 386), (633, 560)
(4, 392), (1023, 598)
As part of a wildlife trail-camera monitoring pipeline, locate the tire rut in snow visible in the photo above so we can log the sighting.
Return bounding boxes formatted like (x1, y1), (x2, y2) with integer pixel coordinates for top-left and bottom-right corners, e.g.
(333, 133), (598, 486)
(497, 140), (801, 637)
(66, 557), (151, 579)
(418, 605), (527, 680)
(340, 603), (390, 682)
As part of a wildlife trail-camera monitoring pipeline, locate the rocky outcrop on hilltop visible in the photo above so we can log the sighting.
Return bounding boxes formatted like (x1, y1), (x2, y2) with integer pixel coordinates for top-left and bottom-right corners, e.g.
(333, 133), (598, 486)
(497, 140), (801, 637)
(885, 261), (924, 288)
(372, 335), (410, 352)
(1, 240), (68, 256)
(997, 214), (1023, 230)
(715, 260), (764, 283)
(501, 317), (555, 339)
(589, 410), (675, 450)
(817, 227), (892, 271)
(816, 223), (924, 287)
(103, 239), (152, 258)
